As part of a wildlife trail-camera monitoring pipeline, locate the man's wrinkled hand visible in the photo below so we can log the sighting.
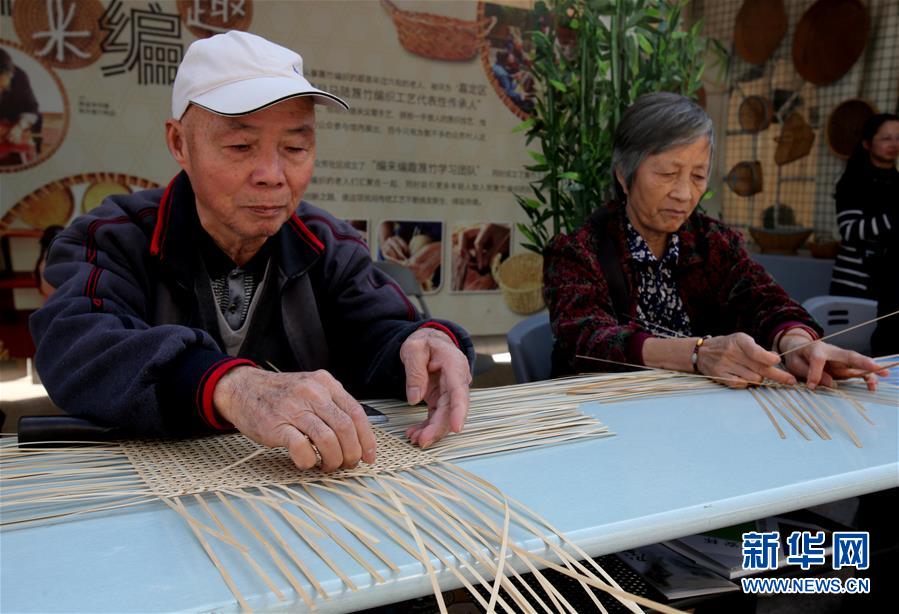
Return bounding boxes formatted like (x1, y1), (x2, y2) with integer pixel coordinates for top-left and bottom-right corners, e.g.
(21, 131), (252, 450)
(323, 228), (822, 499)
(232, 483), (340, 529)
(400, 327), (472, 449)
(213, 367), (376, 472)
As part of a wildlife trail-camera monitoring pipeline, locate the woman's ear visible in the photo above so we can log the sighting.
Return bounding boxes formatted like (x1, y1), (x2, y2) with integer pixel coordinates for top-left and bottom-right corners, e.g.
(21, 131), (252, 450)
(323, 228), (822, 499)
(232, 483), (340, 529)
(614, 168), (629, 197)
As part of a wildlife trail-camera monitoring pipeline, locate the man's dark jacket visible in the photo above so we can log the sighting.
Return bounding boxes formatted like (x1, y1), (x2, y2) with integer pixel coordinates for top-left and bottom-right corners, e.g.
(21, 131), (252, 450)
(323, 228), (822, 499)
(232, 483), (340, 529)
(30, 172), (474, 435)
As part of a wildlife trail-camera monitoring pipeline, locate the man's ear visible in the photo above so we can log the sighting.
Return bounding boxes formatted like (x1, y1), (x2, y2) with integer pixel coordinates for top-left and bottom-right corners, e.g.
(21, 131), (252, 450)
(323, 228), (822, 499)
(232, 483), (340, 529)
(165, 118), (189, 170)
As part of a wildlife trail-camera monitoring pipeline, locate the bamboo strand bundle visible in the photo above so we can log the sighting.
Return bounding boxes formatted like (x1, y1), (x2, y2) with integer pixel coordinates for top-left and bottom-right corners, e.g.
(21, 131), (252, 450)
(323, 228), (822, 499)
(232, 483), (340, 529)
(2, 377), (681, 612)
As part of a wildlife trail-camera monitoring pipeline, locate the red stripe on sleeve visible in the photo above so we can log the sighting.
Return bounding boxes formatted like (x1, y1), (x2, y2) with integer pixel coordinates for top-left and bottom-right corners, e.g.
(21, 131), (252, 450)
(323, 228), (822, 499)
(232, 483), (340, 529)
(197, 358), (256, 430)
(417, 322), (460, 348)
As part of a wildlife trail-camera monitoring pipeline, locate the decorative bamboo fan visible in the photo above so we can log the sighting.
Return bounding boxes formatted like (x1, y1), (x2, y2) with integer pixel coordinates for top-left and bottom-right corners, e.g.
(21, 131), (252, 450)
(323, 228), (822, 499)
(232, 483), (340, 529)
(775, 112), (816, 166)
(381, 0), (497, 61)
(792, 0), (869, 86)
(733, 0), (788, 65)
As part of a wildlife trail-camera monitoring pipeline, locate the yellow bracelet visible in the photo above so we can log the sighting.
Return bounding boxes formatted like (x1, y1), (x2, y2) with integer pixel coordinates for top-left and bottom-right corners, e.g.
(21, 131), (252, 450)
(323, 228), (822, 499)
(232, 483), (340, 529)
(691, 335), (711, 373)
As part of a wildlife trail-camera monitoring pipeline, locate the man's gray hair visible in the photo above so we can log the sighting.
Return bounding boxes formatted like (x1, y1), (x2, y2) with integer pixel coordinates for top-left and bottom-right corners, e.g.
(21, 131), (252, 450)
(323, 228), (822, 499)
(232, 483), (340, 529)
(611, 92), (714, 201)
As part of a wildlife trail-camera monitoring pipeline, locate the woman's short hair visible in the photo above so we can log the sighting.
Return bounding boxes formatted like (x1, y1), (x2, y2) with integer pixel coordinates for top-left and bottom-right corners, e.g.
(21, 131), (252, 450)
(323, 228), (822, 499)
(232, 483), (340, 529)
(611, 92), (714, 200)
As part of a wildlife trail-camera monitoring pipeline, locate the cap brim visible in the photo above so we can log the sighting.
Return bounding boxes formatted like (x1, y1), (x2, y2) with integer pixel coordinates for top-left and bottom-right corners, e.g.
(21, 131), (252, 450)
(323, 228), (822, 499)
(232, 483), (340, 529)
(190, 75), (348, 116)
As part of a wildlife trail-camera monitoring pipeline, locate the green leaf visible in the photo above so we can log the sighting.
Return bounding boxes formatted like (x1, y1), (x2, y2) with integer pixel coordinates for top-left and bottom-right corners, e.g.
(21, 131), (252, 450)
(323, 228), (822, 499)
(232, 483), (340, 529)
(513, 118), (535, 133)
(636, 32), (653, 54)
(549, 79), (568, 92)
(527, 150), (547, 164)
(559, 171), (581, 180)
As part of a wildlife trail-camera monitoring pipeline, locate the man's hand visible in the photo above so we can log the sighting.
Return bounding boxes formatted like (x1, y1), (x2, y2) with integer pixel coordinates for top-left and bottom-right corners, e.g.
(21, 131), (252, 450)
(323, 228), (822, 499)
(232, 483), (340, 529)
(400, 327), (472, 448)
(696, 332), (796, 388)
(778, 329), (887, 391)
(213, 368), (376, 471)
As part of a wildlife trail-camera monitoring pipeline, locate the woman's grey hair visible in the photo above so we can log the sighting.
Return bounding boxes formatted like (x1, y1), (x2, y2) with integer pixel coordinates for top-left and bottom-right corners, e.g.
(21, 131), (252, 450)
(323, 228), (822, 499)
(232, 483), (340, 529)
(611, 92), (714, 201)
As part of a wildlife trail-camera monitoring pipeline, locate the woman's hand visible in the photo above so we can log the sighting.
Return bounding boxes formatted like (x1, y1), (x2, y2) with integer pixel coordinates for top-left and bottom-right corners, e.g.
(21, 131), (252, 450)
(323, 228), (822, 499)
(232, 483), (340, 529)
(778, 330), (888, 391)
(696, 333), (796, 388)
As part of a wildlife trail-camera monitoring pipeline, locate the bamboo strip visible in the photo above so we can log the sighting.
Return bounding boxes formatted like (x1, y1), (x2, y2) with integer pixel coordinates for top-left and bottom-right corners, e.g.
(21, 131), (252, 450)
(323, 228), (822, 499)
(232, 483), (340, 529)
(298, 484), (398, 573)
(779, 309), (899, 357)
(165, 496), (251, 611)
(158, 496), (249, 552)
(760, 388), (810, 440)
(191, 493), (285, 601)
(374, 474), (448, 614)
(748, 387), (786, 438)
(213, 491), (319, 608)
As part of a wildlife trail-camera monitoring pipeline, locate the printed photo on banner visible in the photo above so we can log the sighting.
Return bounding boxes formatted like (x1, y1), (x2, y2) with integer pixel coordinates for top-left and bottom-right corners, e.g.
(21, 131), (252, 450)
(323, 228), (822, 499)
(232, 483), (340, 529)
(1, 173), (160, 232)
(450, 221), (512, 293)
(377, 219), (443, 294)
(478, 1), (541, 119)
(0, 40), (68, 173)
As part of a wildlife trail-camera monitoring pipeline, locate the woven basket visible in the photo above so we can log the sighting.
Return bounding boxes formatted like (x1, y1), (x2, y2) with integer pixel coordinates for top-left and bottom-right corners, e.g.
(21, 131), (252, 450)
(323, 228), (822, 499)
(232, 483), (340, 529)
(749, 226), (812, 255)
(382, 0), (496, 61)
(808, 240), (839, 259)
(492, 252), (544, 315)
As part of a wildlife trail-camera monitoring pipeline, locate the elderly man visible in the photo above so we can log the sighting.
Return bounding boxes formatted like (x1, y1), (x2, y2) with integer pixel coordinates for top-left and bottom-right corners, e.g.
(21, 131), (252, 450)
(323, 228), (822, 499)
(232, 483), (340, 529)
(30, 31), (474, 471)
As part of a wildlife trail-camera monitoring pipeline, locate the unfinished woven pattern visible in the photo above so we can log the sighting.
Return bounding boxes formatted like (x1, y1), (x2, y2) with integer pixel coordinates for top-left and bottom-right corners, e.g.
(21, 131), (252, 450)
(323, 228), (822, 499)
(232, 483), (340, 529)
(122, 428), (435, 497)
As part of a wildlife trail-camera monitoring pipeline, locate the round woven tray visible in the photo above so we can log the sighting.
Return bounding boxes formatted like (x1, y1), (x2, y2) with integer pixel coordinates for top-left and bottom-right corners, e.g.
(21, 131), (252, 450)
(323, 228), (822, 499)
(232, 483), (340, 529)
(492, 252), (544, 315)
(792, 0), (869, 86)
(749, 226), (812, 255)
(826, 98), (878, 159)
(734, 0), (788, 65)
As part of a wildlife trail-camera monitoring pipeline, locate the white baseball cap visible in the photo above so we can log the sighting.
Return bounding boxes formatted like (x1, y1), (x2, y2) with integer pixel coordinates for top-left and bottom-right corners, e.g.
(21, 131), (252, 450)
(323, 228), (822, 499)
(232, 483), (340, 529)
(171, 30), (348, 119)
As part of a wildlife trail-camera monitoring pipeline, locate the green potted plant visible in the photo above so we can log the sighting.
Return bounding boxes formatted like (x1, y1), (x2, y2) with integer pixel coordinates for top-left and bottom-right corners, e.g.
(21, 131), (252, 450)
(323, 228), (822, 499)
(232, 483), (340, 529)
(514, 0), (725, 255)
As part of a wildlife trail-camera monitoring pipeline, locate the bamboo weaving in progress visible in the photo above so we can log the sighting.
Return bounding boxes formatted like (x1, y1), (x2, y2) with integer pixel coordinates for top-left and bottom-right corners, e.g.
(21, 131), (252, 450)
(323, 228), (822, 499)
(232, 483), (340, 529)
(1, 375), (684, 614)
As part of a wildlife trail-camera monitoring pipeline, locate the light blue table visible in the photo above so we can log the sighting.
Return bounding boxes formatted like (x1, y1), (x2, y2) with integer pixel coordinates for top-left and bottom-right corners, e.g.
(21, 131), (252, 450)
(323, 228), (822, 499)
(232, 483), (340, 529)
(2, 381), (897, 612)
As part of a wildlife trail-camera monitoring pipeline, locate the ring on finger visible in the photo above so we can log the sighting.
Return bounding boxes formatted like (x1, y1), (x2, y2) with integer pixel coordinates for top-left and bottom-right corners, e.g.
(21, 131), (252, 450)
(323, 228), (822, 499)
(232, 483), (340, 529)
(299, 432), (322, 468)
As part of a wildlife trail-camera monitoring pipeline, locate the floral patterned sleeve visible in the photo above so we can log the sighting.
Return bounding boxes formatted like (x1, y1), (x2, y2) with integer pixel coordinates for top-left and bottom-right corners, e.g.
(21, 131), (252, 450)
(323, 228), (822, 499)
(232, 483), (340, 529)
(543, 229), (650, 374)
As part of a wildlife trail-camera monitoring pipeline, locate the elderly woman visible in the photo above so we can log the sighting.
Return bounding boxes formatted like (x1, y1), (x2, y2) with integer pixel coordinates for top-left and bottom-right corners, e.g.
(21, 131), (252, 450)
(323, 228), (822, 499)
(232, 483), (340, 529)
(545, 93), (886, 389)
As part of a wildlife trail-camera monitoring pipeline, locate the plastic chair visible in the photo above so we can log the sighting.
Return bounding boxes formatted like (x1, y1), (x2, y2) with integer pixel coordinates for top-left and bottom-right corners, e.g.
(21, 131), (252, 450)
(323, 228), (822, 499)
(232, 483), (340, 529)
(372, 260), (494, 375)
(507, 312), (553, 383)
(801, 295), (877, 355)
(372, 260), (431, 318)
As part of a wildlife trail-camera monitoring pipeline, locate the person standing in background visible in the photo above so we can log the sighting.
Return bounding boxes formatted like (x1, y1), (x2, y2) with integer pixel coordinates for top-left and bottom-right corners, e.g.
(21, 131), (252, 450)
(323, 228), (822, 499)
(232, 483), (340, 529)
(829, 114), (899, 354)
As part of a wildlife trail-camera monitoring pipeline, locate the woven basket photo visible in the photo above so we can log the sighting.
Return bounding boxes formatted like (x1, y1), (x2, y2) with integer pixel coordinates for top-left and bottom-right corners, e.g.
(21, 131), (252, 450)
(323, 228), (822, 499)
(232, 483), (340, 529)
(492, 252), (544, 315)
(381, 0), (496, 61)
